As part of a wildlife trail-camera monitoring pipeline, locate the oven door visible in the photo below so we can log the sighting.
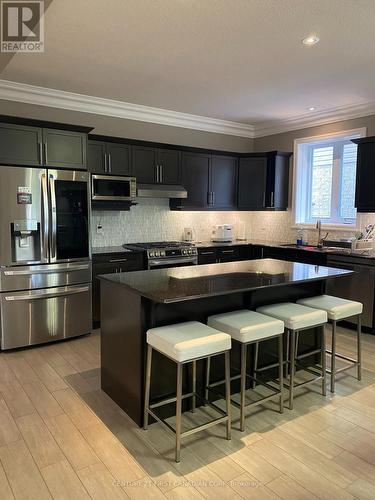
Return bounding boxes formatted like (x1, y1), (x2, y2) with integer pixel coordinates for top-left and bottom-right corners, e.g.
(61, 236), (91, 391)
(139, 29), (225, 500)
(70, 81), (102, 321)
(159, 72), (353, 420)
(91, 175), (137, 201)
(148, 257), (198, 270)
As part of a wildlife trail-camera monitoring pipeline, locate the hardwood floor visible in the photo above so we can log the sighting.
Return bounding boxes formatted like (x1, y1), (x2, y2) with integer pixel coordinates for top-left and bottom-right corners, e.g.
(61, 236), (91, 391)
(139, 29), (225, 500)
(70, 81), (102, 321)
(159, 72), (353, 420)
(0, 326), (375, 499)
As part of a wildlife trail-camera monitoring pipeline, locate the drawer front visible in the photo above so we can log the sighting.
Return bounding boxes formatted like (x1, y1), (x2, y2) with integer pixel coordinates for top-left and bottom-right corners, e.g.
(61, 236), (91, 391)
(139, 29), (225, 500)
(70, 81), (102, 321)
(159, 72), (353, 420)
(93, 253), (144, 270)
(217, 247), (241, 262)
(197, 248), (218, 265)
(1, 284), (92, 349)
(0, 262), (92, 292)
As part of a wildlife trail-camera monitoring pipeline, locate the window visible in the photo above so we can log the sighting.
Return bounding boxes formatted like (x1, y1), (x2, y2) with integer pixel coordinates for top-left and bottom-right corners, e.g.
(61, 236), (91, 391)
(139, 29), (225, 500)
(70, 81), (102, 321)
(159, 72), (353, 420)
(294, 129), (365, 227)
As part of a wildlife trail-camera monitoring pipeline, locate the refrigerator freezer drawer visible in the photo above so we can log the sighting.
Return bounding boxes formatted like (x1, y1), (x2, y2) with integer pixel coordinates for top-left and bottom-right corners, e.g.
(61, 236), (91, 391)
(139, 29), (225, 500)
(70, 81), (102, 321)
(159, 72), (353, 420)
(0, 261), (92, 292)
(0, 283), (92, 349)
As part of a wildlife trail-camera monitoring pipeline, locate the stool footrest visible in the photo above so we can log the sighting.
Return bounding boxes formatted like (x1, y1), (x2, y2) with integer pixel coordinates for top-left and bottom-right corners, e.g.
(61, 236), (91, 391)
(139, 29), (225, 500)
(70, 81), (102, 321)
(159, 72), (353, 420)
(147, 391), (229, 438)
(150, 392), (194, 409)
(327, 364), (359, 375)
(296, 348), (322, 360)
(326, 350), (359, 364)
(206, 373), (282, 411)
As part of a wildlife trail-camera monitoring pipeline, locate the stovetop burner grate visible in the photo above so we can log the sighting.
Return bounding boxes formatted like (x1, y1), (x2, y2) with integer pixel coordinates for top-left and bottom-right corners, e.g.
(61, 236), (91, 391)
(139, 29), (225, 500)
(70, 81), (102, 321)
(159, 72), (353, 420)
(124, 241), (194, 250)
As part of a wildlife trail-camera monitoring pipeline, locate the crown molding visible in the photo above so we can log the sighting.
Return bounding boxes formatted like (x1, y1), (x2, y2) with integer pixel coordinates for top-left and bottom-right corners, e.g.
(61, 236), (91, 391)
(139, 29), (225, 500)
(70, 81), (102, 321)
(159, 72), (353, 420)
(253, 101), (375, 138)
(0, 79), (255, 138)
(1, 79), (375, 140)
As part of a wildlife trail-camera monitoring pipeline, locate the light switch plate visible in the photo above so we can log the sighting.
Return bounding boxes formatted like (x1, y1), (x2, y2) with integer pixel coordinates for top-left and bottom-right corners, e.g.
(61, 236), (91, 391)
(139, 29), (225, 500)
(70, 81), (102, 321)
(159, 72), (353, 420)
(96, 224), (103, 235)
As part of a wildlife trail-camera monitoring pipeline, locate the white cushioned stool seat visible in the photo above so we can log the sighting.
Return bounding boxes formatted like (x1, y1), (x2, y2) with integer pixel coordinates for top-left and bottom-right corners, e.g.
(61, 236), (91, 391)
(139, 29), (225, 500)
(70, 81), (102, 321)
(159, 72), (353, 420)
(207, 310), (284, 343)
(256, 302), (327, 330)
(296, 295), (363, 321)
(147, 321), (231, 363)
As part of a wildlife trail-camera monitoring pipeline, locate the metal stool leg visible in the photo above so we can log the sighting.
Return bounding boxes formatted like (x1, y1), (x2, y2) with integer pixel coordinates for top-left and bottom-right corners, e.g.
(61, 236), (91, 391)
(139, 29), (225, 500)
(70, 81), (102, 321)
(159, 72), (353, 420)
(143, 345), (152, 430)
(240, 343), (247, 432)
(252, 342), (259, 389)
(205, 357), (211, 403)
(357, 314), (362, 381)
(289, 329), (295, 410)
(285, 330), (290, 379)
(224, 351), (232, 440)
(331, 321), (337, 393)
(191, 361), (196, 412)
(175, 363), (183, 463)
(278, 334), (284, 413)
(321, 325), (327, 397)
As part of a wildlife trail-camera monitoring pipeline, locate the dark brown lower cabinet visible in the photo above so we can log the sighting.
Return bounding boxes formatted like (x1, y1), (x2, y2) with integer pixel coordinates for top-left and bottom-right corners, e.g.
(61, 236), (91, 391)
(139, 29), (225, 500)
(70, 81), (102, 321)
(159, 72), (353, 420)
(92, 252), (144, 325)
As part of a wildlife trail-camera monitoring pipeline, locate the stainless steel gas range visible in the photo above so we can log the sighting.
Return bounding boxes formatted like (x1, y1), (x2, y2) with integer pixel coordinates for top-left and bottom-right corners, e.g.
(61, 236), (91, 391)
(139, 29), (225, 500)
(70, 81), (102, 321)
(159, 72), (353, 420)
(123, 241), (198, 269)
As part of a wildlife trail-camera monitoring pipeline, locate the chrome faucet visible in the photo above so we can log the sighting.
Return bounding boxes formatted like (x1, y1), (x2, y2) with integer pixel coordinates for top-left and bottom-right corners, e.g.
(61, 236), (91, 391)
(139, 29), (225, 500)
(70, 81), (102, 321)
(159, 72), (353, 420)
(316, 220), (328, 248)
(316, 220), (322, 247)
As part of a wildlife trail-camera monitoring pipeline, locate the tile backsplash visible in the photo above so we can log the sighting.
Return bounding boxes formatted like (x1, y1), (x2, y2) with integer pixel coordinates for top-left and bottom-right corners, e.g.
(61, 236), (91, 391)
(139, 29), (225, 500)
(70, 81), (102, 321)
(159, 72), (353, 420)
(91, 198), (375, 247)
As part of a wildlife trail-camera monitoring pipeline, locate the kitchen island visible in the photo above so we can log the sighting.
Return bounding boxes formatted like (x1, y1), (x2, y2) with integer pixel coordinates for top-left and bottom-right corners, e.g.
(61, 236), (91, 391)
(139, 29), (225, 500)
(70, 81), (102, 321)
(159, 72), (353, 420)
(99, 259), (352, 426)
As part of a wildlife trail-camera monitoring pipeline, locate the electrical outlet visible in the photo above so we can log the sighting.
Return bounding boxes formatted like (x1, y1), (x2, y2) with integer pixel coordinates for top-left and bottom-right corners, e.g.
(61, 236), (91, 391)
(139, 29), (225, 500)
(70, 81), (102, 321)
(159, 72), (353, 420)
(96, 224), (103, 235)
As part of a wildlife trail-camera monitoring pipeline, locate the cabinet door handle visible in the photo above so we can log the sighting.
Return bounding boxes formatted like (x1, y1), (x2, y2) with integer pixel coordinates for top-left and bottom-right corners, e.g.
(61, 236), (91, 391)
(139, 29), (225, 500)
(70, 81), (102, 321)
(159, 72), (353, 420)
(221, 250), (234, 254)
(155, 165), (159, 183)
(108, 153), (112, 173)
(270, 191), (274, 207)
(200, 251), (215, 255)
(104, 153), (107, 173)
(39, 142), (43, 165)
(109, 258), (128, 263)
(44, 143), (48, 164)
(211, 191), (215, 206)
(262, 191), (266, 206)
(159, 164), (163, 183)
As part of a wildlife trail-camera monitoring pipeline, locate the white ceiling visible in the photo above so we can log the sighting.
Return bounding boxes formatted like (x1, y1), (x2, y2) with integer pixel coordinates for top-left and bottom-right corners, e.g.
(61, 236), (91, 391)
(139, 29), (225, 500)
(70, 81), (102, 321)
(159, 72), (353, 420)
(1, 0), (375, 134)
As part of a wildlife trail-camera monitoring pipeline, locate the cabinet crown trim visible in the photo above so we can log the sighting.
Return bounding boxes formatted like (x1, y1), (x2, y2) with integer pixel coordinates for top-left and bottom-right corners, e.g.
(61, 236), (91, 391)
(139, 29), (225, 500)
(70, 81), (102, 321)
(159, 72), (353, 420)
(0, 79), (254, 138)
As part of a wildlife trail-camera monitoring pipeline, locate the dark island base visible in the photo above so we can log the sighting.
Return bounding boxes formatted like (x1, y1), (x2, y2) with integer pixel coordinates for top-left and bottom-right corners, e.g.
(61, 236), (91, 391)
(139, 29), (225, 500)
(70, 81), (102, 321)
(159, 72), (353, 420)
(100, 278), (325, 427)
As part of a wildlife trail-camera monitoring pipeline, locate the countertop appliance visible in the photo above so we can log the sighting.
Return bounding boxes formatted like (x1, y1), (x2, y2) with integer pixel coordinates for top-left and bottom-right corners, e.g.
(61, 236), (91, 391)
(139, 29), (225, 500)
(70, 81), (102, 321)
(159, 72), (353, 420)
(91, 174), (136, 201)
(0, 166), (92, 349)
(124, 241), (198, 269)
(211, 224), (234, 243)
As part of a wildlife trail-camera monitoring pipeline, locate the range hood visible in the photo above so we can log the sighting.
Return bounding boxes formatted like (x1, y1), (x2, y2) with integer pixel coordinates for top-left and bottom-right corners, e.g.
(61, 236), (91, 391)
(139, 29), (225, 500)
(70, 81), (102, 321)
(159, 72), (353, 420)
(137, 184), (188, 199)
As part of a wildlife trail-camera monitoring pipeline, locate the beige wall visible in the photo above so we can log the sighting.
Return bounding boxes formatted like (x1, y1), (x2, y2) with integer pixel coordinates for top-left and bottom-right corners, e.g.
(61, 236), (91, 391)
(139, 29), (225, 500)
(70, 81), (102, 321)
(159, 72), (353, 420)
(254, 114), (375, 152)
(0, 99), (253, 152)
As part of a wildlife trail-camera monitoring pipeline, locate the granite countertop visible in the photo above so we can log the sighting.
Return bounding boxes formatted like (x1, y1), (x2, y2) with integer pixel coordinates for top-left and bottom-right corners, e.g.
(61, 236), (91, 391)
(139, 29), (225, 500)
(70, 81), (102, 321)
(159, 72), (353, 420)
(92, 246), (143, 255)
(99, 258), (352, 304)
(93, 241), (375, 260)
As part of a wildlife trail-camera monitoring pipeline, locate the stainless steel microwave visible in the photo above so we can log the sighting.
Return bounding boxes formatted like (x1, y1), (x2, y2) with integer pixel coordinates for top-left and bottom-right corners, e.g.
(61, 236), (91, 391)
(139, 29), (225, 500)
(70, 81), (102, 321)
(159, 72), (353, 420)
(91, 175), (137, 201)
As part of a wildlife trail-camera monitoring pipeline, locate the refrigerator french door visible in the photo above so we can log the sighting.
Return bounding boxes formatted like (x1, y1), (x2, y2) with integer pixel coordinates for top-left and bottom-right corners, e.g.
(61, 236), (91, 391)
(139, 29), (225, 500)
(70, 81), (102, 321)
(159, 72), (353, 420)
(0, 166), (92, 349)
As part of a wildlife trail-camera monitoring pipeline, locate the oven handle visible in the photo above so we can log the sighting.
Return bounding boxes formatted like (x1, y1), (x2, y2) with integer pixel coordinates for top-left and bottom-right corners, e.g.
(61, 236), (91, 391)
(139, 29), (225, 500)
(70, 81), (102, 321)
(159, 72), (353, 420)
(149, 257), (197, 267)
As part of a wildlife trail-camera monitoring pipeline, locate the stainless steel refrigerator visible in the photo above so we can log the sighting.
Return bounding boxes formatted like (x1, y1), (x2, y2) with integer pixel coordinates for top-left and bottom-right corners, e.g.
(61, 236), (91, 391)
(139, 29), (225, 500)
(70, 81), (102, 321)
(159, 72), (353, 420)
(0, 166), (92, 349)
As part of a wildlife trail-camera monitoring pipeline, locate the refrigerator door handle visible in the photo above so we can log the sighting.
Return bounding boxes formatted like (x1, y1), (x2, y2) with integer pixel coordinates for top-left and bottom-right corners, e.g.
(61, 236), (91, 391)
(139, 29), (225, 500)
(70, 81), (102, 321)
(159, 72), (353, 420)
(3, 285), (90, 302)
(49, 173), (57, 261)
(3, 263), (90, 276)
(41, 173), (49, 262)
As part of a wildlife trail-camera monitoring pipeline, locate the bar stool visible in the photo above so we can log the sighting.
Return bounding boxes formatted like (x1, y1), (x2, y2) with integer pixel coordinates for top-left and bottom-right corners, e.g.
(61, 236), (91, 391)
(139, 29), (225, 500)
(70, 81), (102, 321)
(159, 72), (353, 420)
(256, 303), (327, 410)
(207, 310), (285, 431)
(297, 295), (362, 393)
(143, 321), (232, 463)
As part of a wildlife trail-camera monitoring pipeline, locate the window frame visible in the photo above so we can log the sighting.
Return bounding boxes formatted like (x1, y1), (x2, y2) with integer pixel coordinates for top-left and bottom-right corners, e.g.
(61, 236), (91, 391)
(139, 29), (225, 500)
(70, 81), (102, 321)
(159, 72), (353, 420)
(292, 127), (366, 230)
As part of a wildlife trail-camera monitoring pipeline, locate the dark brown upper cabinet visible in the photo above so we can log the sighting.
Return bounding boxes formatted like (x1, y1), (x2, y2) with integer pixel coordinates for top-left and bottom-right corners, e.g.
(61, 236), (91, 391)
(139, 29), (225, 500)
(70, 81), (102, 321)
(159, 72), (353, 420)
(210, 155), (238, 209)
(170, 152), (239, 210)
(0, 122), (88, 170)
(352, 136), (375, 212)
(170, 152), (211, 209)
(88, 140), (131, 176)
(238, 152), (291, 210)
(42, 129), (87, 170)
(0, 123), (42, 166)
(131, 146), (181, 184)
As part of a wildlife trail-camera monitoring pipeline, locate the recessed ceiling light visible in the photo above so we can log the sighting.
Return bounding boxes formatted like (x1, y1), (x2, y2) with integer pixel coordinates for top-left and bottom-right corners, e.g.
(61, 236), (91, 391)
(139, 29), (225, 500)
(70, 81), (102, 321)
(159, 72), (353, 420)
(302, 35), (320, 46)
(308, 107), (316, 111)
